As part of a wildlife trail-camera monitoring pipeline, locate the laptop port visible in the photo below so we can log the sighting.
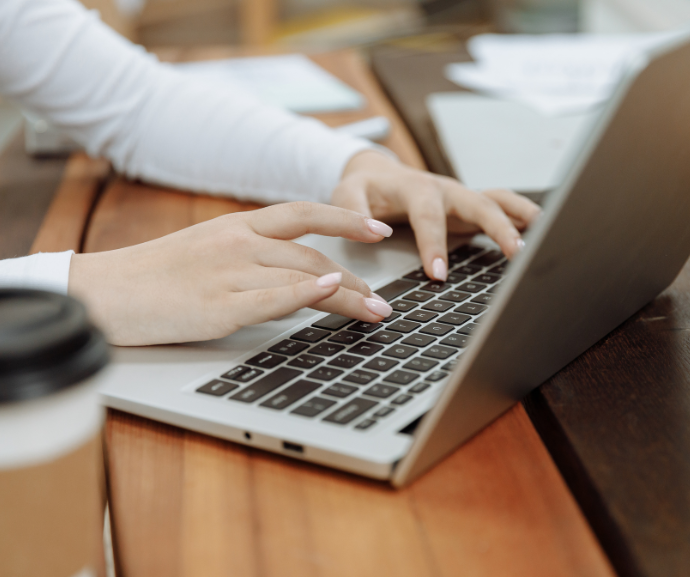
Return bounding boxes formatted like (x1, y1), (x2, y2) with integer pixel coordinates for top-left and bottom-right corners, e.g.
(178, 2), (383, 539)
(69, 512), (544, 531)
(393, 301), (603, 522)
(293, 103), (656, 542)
(244, 432), (252, 441)
(282, 441), (304, 454)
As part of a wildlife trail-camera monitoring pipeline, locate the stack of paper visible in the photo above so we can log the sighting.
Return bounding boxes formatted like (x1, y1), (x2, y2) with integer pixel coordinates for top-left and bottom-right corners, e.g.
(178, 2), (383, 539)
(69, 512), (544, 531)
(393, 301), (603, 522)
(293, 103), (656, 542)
(174, 54), (365, 114)
(445, 31), (689, 116)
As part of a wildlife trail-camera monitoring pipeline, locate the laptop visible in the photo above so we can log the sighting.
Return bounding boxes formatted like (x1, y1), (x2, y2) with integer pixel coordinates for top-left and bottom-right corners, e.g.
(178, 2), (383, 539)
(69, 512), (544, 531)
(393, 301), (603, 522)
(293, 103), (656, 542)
(99, 35), (690, 487)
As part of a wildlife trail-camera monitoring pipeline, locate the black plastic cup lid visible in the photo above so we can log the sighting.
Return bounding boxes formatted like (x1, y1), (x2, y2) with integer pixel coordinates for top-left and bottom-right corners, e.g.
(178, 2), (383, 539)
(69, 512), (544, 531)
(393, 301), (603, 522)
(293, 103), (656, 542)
(0, 289), (109, 404)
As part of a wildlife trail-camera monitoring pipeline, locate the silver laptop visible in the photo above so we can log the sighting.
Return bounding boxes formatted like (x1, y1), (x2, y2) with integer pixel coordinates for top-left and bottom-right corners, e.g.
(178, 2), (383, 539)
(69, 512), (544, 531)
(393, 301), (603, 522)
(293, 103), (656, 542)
(99, 35), (690, 487)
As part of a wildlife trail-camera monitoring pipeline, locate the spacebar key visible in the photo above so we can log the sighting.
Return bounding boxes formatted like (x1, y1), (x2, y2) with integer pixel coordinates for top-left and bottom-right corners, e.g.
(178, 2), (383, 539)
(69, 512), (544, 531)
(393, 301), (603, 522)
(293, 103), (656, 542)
(375, 279), (418, 302)
(229, 367), (302, 403)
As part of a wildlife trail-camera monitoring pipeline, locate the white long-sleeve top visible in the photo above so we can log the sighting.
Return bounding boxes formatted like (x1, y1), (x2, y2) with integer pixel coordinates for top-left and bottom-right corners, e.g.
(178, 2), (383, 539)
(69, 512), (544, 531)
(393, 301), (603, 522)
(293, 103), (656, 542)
(0, 0), (374, 294)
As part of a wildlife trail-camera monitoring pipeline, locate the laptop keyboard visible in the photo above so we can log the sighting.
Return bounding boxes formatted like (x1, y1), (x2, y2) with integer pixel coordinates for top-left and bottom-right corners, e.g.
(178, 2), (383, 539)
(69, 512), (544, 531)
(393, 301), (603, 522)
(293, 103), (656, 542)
(195, 243), (506, 431)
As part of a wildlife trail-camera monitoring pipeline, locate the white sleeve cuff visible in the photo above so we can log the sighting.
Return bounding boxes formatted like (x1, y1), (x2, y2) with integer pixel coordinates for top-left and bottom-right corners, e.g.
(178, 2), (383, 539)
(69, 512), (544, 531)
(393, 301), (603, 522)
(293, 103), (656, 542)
(0, 251), (74, 294)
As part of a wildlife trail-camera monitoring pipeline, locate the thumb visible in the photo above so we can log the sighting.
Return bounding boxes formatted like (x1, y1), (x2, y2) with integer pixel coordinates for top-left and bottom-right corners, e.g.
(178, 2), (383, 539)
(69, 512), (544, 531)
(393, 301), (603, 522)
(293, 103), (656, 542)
(233, 272), (342, 327)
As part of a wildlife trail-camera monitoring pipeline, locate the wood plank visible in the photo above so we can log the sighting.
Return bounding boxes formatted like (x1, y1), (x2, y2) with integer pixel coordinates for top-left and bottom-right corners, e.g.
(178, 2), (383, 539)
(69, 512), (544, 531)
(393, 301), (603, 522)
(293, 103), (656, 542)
(106, 404), (614, 577)
(89, 49), (614, 577)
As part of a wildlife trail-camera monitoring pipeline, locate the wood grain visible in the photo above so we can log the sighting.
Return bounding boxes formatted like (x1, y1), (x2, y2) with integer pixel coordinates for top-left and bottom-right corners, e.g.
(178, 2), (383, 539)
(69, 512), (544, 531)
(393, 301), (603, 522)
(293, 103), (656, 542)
(79, 49), (616, 577)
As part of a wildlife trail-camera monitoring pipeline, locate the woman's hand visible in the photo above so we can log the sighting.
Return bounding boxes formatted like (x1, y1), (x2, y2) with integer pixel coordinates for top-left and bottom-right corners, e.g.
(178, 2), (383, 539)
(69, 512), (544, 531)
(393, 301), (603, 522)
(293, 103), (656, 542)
(332, 150), (542, 281)
(68, 202), (394, 346)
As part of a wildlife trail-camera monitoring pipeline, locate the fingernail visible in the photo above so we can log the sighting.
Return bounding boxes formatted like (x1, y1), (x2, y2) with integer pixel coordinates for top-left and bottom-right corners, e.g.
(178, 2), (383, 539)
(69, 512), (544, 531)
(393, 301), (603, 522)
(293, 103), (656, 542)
(432, 258), (447, 281)
(316, 272), (342, 288)
(370, 292), (388, 304)
(364, 297), (393, 317)
(515, 238), (525, 253)
(366, 219), (393, 238)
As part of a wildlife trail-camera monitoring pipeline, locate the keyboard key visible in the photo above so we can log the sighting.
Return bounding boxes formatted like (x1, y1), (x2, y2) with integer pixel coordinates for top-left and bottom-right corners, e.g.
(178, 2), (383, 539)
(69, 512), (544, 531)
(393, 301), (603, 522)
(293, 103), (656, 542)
(440, 334), (471, 348)
(291, 327), (330, 343)
(323, 383), (359, 398)
(427, 371), (448, 382)
(308, 367), (344, 381)
(349, 321), (383, 334)
(364, 384), (400, 398)
(383, 370), (418, 385)
(380, 312), (401, 323)
(391, 300), (418, 312)
(343, 370), (378, 385)
(268, 339), (309, 356)
(221, 366), (250, 381)
(442, 360), (459, 371)
(328, 354), (364, 369)
(368, 330), (403, 344)
(382, 345), (418, 359)
(376, 279), (418, 301)
(446, 272), (468, 284)
(288, 354), (324, 369)
(291, 397), (337, 418)
(487, 283), (502, 294)
(391, 394), (414, 406)
(410, 382), (431, 393)
(457, 323), (480, 335)
(403, 358), (438, 372)
(235, 368), (264, 383)
(259, 380), (321, 410)
(457, 282), (487, 294)
(422, 345), (457, 360)
(455, 302), (488, 315)
(363, 357), (399, 372)
(197, 379), (238, 396)
(405, 290), (435, 302)
(312, 314), (353, 331)
(355, 419), (377, 431)
(421, 300), (454, 313)
(473, 315), (484, 323)
(246, 352), (287, 369)
(401, 334), (436, 347)
(403, 269), (429, 282)
(229, 368), (302, 403)
(387, 320), (421, 334)
(421, 281), (452, 293)
(488, 263), (507, 275)
(437, 313), (472, 326)
(473, 273), (502, 285)
(439, 290), (471, 303)
(470, 250), (504, 267)
(323, 398), (379, 425)
(309, 343), (344, 356)
(419, 323), (453, 336)
(453, 264), (482, 275)
(472, 294), (493, 305)
(373, 406), (395, 418)
(449, 245), (483, 263)
(328, 330), (364, 345)
(404, 310), (438, 323)
(349, 342), (384, 356)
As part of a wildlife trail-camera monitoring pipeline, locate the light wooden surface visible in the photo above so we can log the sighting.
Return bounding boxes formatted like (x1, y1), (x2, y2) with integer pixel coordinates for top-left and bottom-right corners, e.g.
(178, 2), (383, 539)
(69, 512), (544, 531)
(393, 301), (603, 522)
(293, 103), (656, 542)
(31, 48), (615, 576)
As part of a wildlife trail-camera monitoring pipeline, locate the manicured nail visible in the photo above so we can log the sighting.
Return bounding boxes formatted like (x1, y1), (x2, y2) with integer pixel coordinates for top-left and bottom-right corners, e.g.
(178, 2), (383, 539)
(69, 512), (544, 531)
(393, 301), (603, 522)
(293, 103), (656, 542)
(364, 297), (393, 317)
(432, 258), (447, 281)
(366, 219), (393, 238)
(370, 292), (388, 304)
(515, 238), (526, 252)
(316, 272), (342, 288)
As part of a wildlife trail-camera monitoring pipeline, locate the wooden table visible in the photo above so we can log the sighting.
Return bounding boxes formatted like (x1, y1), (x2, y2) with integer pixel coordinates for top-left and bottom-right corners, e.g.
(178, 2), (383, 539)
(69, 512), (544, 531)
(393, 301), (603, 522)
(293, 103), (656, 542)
(22, 48), (616, 577)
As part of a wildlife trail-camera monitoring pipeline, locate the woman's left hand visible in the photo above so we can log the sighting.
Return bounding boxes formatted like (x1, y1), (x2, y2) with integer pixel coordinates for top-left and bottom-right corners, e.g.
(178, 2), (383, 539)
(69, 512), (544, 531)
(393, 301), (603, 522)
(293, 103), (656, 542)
(332, 150), (542, 281)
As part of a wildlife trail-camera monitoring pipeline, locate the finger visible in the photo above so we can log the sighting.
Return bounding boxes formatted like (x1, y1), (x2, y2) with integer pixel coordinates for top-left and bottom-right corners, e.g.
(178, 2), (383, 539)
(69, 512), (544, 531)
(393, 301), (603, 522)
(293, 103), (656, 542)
(331, 181), (373, 217)
(482, 189), (542, 228)
(256, 240), (372, 297)
(237, 266), (391, 322)
(232, 272), (342, 327)
(406, 191), (449, 281)
(244, 201), (391, 243)
(442, 183), (524, 259)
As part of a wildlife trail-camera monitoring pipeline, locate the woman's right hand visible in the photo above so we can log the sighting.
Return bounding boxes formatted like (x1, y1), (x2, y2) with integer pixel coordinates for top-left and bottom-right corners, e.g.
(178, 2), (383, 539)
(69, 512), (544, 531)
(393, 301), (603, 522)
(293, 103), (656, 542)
(68, 202), (394, 346)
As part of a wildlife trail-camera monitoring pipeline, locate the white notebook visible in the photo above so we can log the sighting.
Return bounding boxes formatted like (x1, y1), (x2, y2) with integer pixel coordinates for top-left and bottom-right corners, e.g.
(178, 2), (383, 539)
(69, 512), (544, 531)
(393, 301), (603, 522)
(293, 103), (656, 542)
(174, 54), (365, 114)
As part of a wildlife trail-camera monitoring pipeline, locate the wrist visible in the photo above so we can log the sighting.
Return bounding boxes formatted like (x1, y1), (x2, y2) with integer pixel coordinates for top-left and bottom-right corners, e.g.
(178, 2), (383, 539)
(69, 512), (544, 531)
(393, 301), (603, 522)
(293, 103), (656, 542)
(341, 149), (399, 180)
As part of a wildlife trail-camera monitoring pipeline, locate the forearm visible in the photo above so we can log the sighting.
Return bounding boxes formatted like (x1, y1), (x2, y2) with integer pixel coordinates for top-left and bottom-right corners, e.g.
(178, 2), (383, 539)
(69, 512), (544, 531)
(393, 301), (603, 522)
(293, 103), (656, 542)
(0, 0), (374, 205)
